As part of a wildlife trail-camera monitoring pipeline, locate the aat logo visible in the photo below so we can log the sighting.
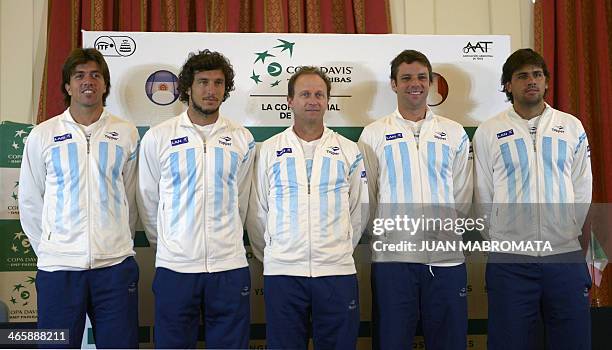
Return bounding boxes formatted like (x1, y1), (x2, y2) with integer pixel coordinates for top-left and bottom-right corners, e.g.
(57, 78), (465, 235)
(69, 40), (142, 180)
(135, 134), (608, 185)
(250, 39), (296, 88)
(462, 41), (494, 60)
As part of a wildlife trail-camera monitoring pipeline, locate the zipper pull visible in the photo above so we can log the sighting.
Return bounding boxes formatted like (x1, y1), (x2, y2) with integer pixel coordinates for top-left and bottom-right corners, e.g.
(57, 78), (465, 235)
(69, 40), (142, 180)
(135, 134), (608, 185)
(48, 232), (51, 240)
(203, 142), (207, 153)
(308, 183), (311, 195)
(87, 139), (90, 154)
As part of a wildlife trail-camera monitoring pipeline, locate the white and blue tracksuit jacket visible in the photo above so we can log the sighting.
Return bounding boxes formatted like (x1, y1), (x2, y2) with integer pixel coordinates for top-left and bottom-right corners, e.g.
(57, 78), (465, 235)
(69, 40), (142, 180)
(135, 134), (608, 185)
(246, 127), (369, 277)
(473, 104), (592, 256)
(359, 109), (473, 264)
(19, 109), (139, 271)
(138, 112), (255, 273)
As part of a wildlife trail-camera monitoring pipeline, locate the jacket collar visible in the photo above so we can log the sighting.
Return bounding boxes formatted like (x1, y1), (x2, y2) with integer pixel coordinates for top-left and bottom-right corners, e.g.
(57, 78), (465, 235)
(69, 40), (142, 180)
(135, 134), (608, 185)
(507, 103), (552, 121)
(178, 110), (228, 135)
(392, 107), (435, 123)
(284, 124), (333, 143)
(59, 107), (109, 126)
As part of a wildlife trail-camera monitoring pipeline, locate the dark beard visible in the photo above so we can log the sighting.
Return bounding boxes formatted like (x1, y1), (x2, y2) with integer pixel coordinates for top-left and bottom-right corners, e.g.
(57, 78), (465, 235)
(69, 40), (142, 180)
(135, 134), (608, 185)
(191, 95), (220, 117)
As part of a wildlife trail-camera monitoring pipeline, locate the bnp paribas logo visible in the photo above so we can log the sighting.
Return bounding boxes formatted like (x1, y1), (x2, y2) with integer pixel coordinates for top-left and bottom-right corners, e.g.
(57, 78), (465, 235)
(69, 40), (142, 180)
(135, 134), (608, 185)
(250, 39), (296, 88)
(9, 276), (35, 307)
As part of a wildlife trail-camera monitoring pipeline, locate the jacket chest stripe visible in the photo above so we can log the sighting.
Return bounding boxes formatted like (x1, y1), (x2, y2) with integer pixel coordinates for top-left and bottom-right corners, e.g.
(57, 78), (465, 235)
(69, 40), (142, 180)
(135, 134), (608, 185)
(272, 161), (284, 236)
(334, 160), (346, 237)
(441, 144), (451, 203)
(348, 153), (363, 176)
(286, 157), (298, 236)
(227, 151), (239, 230)
(398, 142), (413, 203)
(514, 138), (531, 202)
(214, 148), (225, 232)
(99, 142), (109, 223)
(185, 148), (196, 230)
(68, 143), (80, 226)
(500, 143), (517, 203)
(557, 139), (567, 203)
(427, 142), (439, 204)
(111, 145), (124, 221)
(542, 137), (553, 203)
(319, 157), (331, 238)
(51, 146), (65, 232)
(169, 152), (181, 231)
(383, 145), (398, 203)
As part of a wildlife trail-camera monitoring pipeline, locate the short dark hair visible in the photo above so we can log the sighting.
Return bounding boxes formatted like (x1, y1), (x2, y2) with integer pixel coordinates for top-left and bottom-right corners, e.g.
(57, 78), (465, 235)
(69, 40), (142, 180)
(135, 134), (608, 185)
(287, 66), (332, 98)
(390, 50), (433, 82)
(501, 48), (550, 103)
(61, 48), (111, 107)
(177, 49), (235, 104)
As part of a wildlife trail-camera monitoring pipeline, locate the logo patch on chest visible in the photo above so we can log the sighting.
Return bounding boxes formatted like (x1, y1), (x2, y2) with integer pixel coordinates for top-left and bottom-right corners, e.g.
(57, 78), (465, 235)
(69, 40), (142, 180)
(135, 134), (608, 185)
(171, 136), (189, 146)
(496, 129), (514, 139)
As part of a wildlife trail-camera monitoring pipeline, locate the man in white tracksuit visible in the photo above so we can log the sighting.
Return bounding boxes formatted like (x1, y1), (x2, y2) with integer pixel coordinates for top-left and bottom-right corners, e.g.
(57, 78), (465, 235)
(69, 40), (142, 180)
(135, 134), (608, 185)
(246, 66), (368, 349)
(359, 50), (472, 350)
(473, 48), (592, 349)
(19, 48), (140, 348)
(138, 50), (255, 348)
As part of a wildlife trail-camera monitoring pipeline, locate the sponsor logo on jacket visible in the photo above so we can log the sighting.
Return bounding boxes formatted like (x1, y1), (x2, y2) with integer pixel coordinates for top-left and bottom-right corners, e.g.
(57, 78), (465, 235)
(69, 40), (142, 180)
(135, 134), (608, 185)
(53, 133), (72, 142)
(276, 147), (292, 157)
(496, 129), (514, 139)
(326, 146), (340, 156)
(218, 136), (232, 146)
(171, 136), (189, 146)
(104, 131), (119, 141)
(385, 133), (403, 141)
(434, 131), (447, 141)
(552, 125), (565, 133)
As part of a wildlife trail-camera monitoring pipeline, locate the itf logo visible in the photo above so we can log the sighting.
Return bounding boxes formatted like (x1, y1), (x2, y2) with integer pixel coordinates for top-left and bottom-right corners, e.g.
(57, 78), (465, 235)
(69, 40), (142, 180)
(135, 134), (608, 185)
(145, 70), (179, 106)
(94, 36), (136, 57)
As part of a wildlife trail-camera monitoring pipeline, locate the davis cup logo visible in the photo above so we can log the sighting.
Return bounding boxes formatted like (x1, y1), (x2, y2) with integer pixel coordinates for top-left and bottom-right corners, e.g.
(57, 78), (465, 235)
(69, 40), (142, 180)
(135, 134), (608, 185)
(145, 70), (180, 106)
(250, 39), (296, 88)
(11, 231), (31, 255)
(10, 276), (35, 307)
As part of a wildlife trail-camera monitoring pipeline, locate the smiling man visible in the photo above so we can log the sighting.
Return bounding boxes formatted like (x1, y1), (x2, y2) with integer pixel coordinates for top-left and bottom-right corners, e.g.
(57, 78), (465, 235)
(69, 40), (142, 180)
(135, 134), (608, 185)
(19, 48), (140, 348)
(138, 50), (255, 348)
(246, 66), (368, 349)
(473, 48), (592, 350)
(358, 50), (472, 350)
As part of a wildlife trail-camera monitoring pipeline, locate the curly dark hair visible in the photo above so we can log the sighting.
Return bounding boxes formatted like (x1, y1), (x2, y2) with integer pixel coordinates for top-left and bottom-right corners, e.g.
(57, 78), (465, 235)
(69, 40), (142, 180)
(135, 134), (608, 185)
(61, 48), (111, 107)
(501, 48), (550, 103)
(177, 49), (235, 103)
